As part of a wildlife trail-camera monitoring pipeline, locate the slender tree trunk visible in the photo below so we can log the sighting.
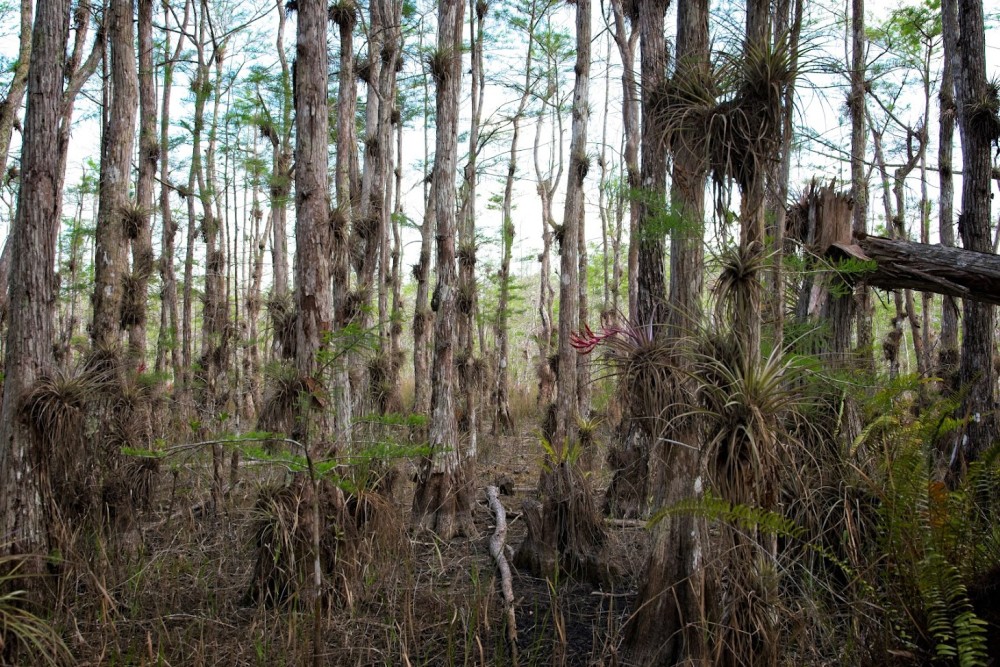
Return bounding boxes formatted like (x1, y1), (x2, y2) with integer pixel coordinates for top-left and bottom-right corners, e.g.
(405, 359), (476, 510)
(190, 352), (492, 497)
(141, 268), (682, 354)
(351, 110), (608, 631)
(493, 0), (541, 436)
(0, 0), (70, 565)
(129, 0), (156, 366)
(608, 0), (639, 324)
(246, 138), (271, 419)
(412, 19), (435, 418)
(938, 0), (959, 378)
(952, 0), (997, 468)
(331, 0), (357, 442)
(92, 0), (138, 352)
(0, 0), (33, 323)
(850, 0), (872, 368)
(411, 0), (476, 540)
(532, 72), (561, 409)
(870, 120), (908, 379)
(269, 0), (293, 303)
(456, 0), (485, 460)
(155, 0), (189, 386)
(553, 0), (590, 451)
(0, 0), (32, 178)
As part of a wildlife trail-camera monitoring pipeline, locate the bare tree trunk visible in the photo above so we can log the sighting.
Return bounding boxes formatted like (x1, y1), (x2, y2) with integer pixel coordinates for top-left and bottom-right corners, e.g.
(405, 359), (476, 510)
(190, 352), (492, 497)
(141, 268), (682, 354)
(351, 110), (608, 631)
(293, 0), (334, 457)
(532, 70), (561, 409)
(91, 0), (138, 352)
(493, 0), (542, 436)
(870, 121), (909, 378)
(411, 0), (476, 540)
(269, 0), (293, 302)
(413, 176), (436, 416)
(952, 0), (997, 468)
(850, 0), (872, 369)
(246, 138), (271, 420)
(330, 0), (357, 442)
(456, 0), (485, 462)
(608, 0), (639, 324)
(412, 18), (435, 418)
(155, 0), (189, 385)
(0, 0), (70, 565)
(938, 0), (959, 378)
(129, 0), (157, 367)
(0, 0), (32, 322)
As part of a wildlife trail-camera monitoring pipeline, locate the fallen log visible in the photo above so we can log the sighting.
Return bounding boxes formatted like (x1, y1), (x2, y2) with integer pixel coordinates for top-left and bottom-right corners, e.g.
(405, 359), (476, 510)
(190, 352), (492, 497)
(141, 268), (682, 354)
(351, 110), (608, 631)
(486, 485), (518, 665)
(827, 233), (1000, 307)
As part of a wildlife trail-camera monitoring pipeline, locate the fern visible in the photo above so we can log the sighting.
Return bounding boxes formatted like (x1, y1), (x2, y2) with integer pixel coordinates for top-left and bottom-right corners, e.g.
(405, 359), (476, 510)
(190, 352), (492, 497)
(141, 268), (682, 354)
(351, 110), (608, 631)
(851, 380), (995, 666)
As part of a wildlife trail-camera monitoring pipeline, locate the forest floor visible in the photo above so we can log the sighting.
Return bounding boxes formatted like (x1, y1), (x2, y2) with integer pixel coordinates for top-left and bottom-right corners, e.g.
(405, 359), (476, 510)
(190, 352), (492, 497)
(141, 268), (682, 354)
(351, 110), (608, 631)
(63, 420), (649, 666)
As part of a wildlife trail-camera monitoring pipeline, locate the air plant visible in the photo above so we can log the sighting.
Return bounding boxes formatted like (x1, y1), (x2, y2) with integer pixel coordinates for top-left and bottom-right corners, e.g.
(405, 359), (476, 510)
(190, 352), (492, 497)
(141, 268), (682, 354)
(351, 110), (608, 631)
(569, 312), (655, 358)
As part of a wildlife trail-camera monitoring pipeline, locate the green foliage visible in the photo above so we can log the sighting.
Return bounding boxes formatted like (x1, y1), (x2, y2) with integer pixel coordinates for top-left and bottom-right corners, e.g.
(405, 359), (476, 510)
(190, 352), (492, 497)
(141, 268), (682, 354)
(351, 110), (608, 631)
(851, 379), (995, 665)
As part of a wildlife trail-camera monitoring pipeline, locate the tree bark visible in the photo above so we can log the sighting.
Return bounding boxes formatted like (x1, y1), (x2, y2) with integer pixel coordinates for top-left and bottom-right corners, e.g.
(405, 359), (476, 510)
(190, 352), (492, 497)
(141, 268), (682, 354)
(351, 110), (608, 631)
(411, 0), (476, 540)
(294, 0), (334, 456)
(129, 0), (157, 366)
(851, 235), (1000, 307)
(0, 0), (70, 563)
(332, 0), (357, 443)
(938, 0), (959, 376)
(91, 0), (138, 352)
(634, 0), (668, 329)
(155, 0), (190, 385)
(627, 0), (710, 659)
(850, 0), (872, 369)
(951, 0), (997, 467)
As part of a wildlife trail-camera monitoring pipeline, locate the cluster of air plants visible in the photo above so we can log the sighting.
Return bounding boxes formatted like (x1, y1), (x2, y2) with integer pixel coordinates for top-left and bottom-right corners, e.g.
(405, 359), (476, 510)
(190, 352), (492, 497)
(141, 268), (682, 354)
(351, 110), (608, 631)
(20, 351), (159, 543)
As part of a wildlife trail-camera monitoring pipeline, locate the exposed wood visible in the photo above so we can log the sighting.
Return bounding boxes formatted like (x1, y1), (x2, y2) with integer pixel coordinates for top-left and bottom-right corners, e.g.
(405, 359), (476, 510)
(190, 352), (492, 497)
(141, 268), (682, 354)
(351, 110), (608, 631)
(845, 234), (1000, 307)
(485, 485), (518, 665)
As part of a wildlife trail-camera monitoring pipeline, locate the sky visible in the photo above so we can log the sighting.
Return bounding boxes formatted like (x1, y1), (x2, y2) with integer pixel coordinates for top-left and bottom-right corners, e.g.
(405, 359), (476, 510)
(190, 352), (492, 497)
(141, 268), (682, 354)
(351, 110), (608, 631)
(1, 0), (998, 298)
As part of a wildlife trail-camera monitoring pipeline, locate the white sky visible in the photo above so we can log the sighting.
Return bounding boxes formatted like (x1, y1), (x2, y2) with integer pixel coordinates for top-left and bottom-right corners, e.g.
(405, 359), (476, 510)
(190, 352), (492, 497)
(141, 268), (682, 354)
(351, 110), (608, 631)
(1, 0), (998, 295)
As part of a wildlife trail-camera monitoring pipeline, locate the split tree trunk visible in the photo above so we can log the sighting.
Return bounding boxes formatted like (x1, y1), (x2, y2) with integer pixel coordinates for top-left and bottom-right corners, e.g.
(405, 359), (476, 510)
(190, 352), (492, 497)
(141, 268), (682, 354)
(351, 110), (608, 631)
(92, 0), (138, 352)
(627, 0), (710, 658)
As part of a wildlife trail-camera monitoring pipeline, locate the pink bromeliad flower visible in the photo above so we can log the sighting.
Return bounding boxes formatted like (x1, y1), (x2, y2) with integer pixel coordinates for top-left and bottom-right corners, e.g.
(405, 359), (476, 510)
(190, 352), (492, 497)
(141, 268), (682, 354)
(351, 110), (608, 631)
(570, 312), (655, 357)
